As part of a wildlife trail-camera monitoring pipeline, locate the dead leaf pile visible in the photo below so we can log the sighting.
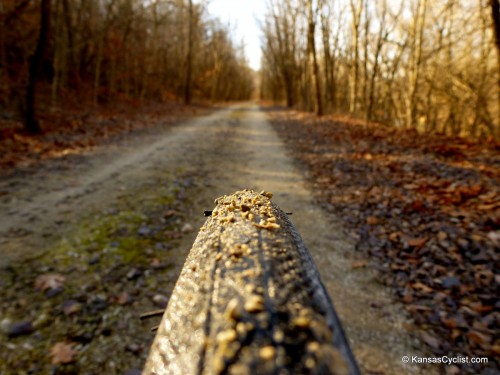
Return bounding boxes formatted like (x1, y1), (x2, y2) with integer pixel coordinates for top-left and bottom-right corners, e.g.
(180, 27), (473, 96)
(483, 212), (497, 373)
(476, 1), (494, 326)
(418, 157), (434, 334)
(270, 108), (499, 373)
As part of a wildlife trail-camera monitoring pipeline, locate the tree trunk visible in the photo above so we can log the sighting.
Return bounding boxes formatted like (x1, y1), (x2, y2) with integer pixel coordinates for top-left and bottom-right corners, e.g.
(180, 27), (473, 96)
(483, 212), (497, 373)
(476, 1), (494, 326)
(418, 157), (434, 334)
(367, 0), (388, 121)
(308, 0), (323, 116)
(406, 0), (427, 128)
(184, 0), (193, 105)
(25, 0), (52, 134)
(490, 0), (500, 121)
(349, 0), (362, 114)
(61, 0), (75, 81)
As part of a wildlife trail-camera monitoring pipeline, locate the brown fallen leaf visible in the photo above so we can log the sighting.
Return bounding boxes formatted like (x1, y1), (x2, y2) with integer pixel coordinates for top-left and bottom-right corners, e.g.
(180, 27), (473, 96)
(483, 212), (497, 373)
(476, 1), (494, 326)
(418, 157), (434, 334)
(351, 261), (368, 269)
(491, 345), (500, 356)
(117, 291), (133, 306)
(50, 342), (78, 365)
(366, 216), (378, 225)
(411, 282), (433, 293)
(441, 317), (458, 329)
(35, 274), (66, 292)
(389, 231), (401, 242)
(150, 258), (162, 267)
(437, 231), (447, 241)
(402, 291), (413, 304)
(467, 330), (492, 349)
(407, 237), (428, 248)
(451, 328), (462, 341)
(163, 209), (176, 218)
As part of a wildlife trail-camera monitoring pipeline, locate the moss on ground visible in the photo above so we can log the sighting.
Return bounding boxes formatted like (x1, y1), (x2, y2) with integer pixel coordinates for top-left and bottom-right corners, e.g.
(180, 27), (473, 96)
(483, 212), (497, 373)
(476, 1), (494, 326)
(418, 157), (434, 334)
(0, 169), (202, 374)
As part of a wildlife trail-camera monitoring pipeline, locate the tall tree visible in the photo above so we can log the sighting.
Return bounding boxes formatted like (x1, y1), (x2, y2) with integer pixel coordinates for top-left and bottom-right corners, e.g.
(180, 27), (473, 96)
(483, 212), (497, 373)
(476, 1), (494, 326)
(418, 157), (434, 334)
(184, 0), (194, 105)
(25, 0), (52, 134)
(349, 0), (363, 114)
(307, 0), (323, 116)
(490, 0), (500, 116)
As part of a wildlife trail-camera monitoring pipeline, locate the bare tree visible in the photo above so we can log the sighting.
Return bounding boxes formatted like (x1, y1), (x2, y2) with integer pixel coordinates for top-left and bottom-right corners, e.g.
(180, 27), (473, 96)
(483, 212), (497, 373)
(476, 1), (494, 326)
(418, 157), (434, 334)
(25, 0), (51, 133)
(307, 0), (323, 116)
(349, 0), (363, 114)
(490, 0), (500, 117)
(184, 0), (194, 105)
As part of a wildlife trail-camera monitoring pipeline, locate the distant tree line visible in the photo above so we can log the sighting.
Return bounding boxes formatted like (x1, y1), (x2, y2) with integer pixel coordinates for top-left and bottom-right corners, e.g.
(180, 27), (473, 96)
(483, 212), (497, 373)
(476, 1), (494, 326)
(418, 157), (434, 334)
(261, 0), (500, 139)
(0, 0), (255, 132)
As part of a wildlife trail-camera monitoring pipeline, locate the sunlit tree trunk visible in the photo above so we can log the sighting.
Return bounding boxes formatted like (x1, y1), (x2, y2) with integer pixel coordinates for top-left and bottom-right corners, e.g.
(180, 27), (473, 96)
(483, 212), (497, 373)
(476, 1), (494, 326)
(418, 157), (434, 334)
(307, 0), (322, 116)
(405, 0), (428, 128)
(367, 0), (389, 121)
(349, 0), (363, 114)
(490, 0), (500, 122)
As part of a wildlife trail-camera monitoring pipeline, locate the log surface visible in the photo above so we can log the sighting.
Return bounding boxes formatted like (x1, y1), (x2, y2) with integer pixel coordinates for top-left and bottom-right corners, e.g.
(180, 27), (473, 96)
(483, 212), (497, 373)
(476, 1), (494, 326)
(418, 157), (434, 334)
(143, 189), (360, 375)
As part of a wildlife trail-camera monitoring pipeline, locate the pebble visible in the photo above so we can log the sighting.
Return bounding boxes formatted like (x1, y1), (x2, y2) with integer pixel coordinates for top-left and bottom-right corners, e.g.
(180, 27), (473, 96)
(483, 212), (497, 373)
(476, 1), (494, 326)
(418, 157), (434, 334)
(126, 268), (142, 280)
(441, 276), (461, 289)
(7, 321), (34, 338)
(125, 343), (142, 355)
(137, 226), (151, 236)
(152, 294), (169, 308)
(62, 300), (83, 316)
(90, 295), (108, 312)
(0, 318), (12, 334)
(45, 286), (64, 298)
(181, 223), (194, 233)
(88, 254), (100, 265)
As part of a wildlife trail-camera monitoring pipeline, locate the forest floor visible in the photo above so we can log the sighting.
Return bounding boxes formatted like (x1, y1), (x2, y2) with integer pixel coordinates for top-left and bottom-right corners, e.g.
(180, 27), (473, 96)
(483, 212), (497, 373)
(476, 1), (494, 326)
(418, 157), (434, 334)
(0, 103), (497, 375)
(268, 108), (499, 375)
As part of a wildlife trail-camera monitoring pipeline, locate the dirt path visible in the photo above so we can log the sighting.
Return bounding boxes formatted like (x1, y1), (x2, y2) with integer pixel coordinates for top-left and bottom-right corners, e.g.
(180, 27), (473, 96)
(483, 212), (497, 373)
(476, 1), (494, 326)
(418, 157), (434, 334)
(0, 104), (434, 374)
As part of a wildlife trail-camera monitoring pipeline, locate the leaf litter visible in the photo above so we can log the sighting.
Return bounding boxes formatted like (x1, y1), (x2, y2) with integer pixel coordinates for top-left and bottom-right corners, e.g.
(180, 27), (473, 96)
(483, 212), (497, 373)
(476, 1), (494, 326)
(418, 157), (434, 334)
(269, 108), (499, 374)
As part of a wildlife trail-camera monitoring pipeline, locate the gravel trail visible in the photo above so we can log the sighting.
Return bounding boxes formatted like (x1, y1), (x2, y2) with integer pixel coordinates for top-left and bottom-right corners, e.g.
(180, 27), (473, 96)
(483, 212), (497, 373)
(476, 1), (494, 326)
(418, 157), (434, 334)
(0, 104), (434, 374)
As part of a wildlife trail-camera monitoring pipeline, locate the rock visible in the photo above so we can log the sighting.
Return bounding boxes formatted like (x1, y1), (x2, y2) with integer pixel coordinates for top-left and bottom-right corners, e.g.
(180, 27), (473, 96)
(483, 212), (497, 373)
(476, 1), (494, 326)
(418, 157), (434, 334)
(138, 226), (151, 236)
(126, 268), (142, 280)
(441, 276), (461, 289)
(45, 286), (64, 298)
(181, 223), (194, 233)
(0, 318), (12, 334)
(125, 343), (142, 355)
(117, 292), (133, 306)
(152, 294), (169, 308)
(8, 321), (34, 338)
(163, 209), (176, 218)
(90, 295), (108, 312)
(155, 242), (171, 251)
(62, 300), (83, 316)
(88, 254), (100, 265)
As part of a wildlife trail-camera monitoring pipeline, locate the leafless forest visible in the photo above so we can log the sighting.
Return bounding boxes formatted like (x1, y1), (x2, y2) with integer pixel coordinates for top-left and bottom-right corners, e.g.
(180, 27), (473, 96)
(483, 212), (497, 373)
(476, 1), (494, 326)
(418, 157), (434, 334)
(261, 0), (500, 139)
(1, 0), (255, 133)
